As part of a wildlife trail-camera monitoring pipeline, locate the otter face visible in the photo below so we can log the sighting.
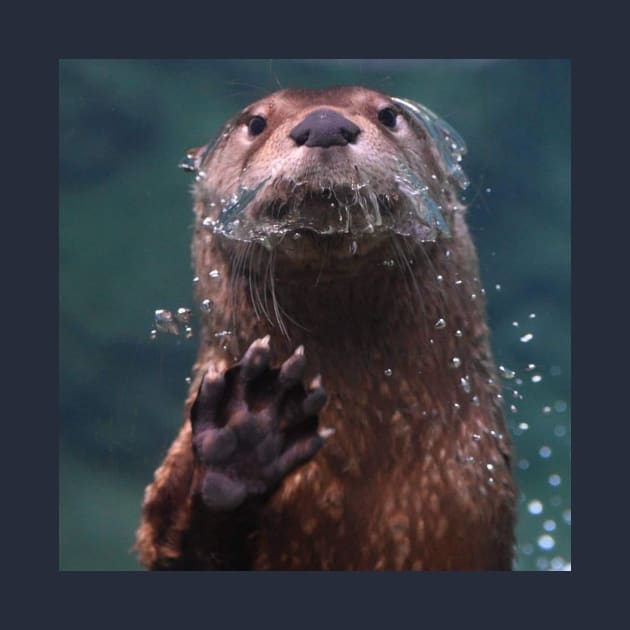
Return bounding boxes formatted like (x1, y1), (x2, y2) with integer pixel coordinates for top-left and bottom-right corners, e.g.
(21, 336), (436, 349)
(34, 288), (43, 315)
(185, 87), (469, 262)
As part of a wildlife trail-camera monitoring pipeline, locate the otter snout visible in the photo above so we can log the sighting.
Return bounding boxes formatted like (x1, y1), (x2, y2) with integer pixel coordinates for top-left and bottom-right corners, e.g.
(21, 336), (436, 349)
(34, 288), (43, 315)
(289, 108), (360, 148)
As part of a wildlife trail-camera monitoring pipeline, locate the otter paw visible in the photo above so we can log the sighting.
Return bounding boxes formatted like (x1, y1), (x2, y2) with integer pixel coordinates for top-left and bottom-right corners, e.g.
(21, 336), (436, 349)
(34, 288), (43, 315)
(190, 336), (329, 511)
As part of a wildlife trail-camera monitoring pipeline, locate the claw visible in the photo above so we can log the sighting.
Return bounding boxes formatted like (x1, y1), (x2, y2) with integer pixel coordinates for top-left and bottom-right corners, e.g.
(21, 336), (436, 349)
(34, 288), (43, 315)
(278, 345), (306, 388)
(303, 386), (327, 417)
(241, 336), (272, 381)
(191, 371), (226, 429)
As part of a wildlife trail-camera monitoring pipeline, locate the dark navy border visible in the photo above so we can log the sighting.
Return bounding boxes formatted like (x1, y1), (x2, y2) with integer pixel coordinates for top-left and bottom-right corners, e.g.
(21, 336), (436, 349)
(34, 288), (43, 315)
(9, 3), (611, 627)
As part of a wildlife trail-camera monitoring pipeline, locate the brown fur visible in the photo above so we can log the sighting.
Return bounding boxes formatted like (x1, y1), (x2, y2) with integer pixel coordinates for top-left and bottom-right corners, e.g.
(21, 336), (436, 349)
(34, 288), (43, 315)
(135, 87), (516, 570)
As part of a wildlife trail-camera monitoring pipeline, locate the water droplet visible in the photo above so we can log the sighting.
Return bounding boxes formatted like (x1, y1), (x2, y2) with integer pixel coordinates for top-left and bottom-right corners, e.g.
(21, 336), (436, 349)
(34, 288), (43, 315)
(384, 368), (393, 377)
(543, 519), (556, 532)
(184, 325), (193, 339)
(512, 321), (519, 327)
(536, 557), (550, 570)
(495, 283), (501, 291)
(450, 357), (462, 368)
(498, 365), (516, 379)
(434, 318), (446, 329)
(214, 330), (233, 338)
(529, 313), (536, 319)
(185, 376), (191, 384)
(518, 458), (530, 470)
(550, 557), (566, 571)
(453, 402), (461, 410)
(563, 509), (571, 526)
(531, 374), (543, 383)
(509, 404), (518, 413)
(542, 405), (552, 415)
(455, 329), (463, 337)
(200, 299), (213, 313)
(550, 365), (562, 376)
(521, 543), (534, 556)
(154, 309), (179, 335)
(520, 333), (534, 343)
(554, 400), (568, 413)
(471, 395), (480, 406)
(292, 232), (302, 240)
(528, 499), (543, 515)
(537, 534), (555, 551)
(149, 329), (157, 340)
(486, 463), (494, 471)
(554, 425), (567, 438)
(192, 276), (199, 284)
(526, 363), (536, 371)
(349, 240), (358, 256)
(539, 445), (552, 459)
(176, 307), (192, 324)
(436, 274), (444, 282)
(472, 433), (481, 442)
(460, 376), (471, 393)
(455, 279), (463, 285)
(485, 187), (492, 193)
(518, 422), (529, 431)
(209, 269), (220, 279)
(202, 217), (214, 228)
(548, 474), (561, 487)
(470, 293), (477, 300)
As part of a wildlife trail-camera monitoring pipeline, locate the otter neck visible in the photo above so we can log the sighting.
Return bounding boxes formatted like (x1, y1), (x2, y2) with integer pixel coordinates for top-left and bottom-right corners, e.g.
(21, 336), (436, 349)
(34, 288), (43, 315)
(194, 234), (498, 435)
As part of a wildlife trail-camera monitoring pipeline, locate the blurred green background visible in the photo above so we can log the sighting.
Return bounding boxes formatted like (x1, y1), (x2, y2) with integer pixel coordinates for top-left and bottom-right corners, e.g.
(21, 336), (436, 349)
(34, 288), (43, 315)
(59, 59), (570, 571)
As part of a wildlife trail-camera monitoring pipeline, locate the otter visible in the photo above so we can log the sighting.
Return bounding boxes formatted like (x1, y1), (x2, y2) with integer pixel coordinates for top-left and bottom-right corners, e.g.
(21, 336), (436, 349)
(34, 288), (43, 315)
(135, 86), (516, 570)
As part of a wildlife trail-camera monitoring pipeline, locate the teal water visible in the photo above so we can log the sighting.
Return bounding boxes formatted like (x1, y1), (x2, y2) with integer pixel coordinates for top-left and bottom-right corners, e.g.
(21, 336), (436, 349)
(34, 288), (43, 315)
(59, 59), (570, 571)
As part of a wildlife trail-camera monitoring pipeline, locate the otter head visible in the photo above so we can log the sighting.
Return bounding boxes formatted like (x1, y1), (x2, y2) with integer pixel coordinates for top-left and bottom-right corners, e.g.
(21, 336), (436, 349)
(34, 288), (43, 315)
(184, 86), (469, 269)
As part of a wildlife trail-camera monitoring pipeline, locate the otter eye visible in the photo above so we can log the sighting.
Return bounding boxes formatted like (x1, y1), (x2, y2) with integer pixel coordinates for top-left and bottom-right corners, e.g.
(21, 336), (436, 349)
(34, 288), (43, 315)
(248, 115), (267, 136)
(378, 107), (398, 129)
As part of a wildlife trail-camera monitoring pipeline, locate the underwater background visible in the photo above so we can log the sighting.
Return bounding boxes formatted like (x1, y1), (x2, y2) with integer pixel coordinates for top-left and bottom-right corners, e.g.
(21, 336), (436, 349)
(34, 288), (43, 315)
(59, 59), (570, 571)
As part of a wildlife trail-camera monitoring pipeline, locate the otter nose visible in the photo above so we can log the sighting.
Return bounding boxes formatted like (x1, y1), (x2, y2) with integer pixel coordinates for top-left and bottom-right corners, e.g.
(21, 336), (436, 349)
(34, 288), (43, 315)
(289, 108), (360, 148)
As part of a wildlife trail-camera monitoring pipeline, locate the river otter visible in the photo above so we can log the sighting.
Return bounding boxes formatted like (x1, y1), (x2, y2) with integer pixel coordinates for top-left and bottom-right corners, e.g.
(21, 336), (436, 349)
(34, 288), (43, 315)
(135, 86), (516, 570)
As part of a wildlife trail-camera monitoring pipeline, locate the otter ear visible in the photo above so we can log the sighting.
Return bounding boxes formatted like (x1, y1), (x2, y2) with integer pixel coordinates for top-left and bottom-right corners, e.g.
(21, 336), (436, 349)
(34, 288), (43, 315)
(178, 145), (208, 173)
(391, 97), (470, 191)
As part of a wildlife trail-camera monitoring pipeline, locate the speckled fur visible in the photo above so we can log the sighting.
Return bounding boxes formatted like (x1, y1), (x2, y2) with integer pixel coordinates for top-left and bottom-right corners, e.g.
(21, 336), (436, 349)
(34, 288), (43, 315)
(135, 87), (516, 570)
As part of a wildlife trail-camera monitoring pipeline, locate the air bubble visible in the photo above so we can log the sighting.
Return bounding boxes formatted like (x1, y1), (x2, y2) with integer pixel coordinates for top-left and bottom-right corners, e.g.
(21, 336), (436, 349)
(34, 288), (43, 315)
(518, 422), (529, 431)
(383, 259), (395, 268)
(549, 474), (561, 487)
(200, 299), (213, 313)
(434, 318), (446, 329)
(495, 284), (501, 291)
(512, 321), (519, 327)
(149, 329), (157, 340)
(154, 309), (179, 335)
(554, 400), (568, 413)
(209, 269), (220, 279)
(384, 368), (393, 377)
(498, 365), (516, 379)
(526, 363), (536, 371)
(537, 535), (555, 551)
(472, 433), (481, 442)
(542, 405), (552, 415)
(455, 329), (463, 337)
(185, 377), (191, 384)
(529, 313), (537, 319)
(539, 446), (552, 459)
(176, 307), (192, 324)
(527, 499), (543, 515)
(509, 404), (518, 413)
(450, 357), (462, 368)
(531, 374), (543, 383)
(520, 333), (534, 343)
(460, 376), (471, 393)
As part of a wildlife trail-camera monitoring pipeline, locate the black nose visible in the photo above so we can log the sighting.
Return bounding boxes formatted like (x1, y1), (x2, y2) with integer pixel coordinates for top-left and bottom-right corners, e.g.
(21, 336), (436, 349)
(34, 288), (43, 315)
(289, 108), (360, 148)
